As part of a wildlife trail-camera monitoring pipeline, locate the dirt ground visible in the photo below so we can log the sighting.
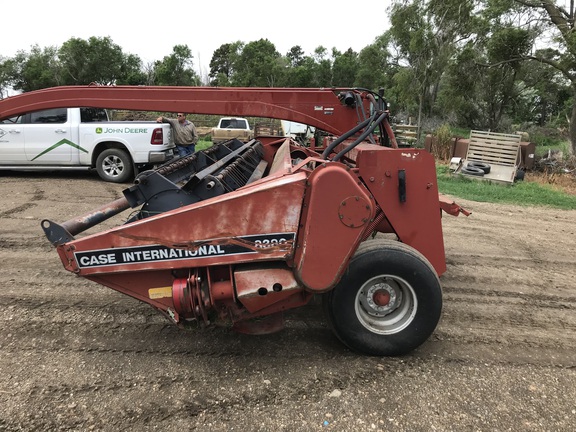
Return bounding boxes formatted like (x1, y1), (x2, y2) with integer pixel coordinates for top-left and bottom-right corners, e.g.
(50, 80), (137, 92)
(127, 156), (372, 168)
(1, 170), (575, 432)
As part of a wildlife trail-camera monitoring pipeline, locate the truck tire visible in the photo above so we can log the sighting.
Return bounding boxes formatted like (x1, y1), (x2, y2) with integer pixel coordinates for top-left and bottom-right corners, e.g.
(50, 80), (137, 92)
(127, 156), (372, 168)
(96, 149), (134, 183)
(323, 239), (442, 356)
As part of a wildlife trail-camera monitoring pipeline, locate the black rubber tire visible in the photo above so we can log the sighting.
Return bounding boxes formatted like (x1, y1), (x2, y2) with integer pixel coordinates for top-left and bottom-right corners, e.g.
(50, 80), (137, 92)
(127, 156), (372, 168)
(96, 149), (134, 183)
(467, 161), (491, 174)
(461, 166), (485, 176)
(515, 169), (525, 181)
(323, 239), (443, 356)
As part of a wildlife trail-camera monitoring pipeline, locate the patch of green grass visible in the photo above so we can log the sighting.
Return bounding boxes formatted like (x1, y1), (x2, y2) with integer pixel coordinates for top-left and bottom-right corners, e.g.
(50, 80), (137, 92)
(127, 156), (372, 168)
(195, 139), (213, 152)
(535, 140), (571, 158)
(436, 165), (576, 210)
(450, 126), (469, 138)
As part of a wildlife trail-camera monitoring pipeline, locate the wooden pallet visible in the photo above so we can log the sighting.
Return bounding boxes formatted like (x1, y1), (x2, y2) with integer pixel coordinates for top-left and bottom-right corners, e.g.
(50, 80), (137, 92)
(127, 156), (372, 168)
(393, 124), (419, 147)
(458, 130), (521, 184)
(467, 130), (521, 167)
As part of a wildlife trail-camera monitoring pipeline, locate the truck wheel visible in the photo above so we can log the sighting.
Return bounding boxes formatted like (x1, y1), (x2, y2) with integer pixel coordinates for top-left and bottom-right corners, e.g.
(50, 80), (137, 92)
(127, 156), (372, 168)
(96, 149), (134, 183)
(323, 239), (442, 356)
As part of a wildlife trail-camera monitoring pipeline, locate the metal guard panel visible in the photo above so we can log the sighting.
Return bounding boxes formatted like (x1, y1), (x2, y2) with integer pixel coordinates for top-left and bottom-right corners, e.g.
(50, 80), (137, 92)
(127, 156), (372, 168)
(356, 146), (447, 275)
(61, 173), (308, 275)
(295, 164), (375, 291)
(234, 264), (303, 314)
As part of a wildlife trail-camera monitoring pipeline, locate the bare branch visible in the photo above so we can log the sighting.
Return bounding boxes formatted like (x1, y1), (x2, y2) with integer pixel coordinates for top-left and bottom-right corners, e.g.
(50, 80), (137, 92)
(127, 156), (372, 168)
(477, 54), (573, 83)
(514, 0), (571, 20)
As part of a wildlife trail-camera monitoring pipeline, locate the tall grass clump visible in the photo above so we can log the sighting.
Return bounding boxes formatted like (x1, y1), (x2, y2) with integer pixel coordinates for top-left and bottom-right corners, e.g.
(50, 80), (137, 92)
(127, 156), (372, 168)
(430, 124), (453, 162)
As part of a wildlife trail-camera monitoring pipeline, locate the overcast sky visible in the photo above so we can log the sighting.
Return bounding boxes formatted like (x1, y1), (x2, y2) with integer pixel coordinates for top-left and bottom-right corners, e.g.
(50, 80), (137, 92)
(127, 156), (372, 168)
(1, 0), (390, 78)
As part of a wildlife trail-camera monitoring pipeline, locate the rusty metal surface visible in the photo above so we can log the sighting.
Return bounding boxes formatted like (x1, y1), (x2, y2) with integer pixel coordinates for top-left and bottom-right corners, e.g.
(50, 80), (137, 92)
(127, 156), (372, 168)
(60, 172), (308, 276)
(172, 272), (209, 323)
(439, 194), (472, 217)
(355, 145), (447, 275)
(61, 197), (131, 236)
(294, 163), (375, 291)
(338, 196), (373, 228)
(234, 264), (303, 313)
(0, 86), (376, 137)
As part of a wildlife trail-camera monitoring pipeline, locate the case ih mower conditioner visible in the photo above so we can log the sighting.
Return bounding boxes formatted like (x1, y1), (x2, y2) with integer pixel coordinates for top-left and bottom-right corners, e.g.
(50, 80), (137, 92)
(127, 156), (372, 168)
(0, 85), (469, 356)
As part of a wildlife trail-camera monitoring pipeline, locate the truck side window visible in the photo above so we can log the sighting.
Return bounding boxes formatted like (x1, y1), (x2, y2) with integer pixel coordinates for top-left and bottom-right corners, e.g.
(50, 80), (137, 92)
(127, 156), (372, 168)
(0, 115), (22, 124)
(29, 108), (67, 124)
(80, 108), (108, 122)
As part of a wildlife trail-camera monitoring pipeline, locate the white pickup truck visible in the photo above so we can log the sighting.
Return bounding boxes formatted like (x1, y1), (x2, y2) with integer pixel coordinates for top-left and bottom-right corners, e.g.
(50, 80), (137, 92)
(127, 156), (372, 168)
(211, 117), (253, 144)
(0, 107), (175, 182)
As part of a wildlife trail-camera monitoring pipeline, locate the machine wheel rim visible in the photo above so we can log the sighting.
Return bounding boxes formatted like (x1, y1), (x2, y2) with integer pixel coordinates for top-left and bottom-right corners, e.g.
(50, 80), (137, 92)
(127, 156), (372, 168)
(102, 155), (125, 178)
(355, 274), (417, 335)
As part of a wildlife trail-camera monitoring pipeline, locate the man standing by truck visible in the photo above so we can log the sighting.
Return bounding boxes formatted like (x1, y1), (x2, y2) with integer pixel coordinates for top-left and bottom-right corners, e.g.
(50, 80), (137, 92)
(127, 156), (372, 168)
(157, 113), (198, 157)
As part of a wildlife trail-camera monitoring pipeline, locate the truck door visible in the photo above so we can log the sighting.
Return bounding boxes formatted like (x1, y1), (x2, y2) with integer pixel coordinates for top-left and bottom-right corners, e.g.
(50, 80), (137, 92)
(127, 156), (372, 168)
(24, 108), (73, 163)
(0, 115), (26, 162)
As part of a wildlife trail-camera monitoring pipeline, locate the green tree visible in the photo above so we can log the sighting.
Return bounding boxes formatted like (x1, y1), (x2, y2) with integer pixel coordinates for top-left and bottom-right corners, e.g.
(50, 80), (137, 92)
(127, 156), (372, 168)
(284, 55), (316, 87)
(286, 46), (306, 67)
(310, 46), (333, 87)
(209, 42), (244, 86)
(332, 48), (358, 86)
(284, 45), (338, 88)
(518, 48), (571, 126)
(0, 56), (17, 98)
(485, 26), (533, 128)
(11, 45), (62, 92)
(59, 36), (130, 85)
(355, 34), (396, 92)
(388, 0), (475, 124)
(441, 24), (532, 130)
(502, 0), (576, 153)
(6, 37), (146, 91)
(118, 53), (147, 85)
(434, 0), (574, 136)
(232, 39), (284, 87)
(154, 45), (200, 86)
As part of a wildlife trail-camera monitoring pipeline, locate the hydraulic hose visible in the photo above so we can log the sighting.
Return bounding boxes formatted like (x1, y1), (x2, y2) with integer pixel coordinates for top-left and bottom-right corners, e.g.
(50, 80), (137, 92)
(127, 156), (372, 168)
(321, 112), (377, 160)
(331, 111), (388, 162)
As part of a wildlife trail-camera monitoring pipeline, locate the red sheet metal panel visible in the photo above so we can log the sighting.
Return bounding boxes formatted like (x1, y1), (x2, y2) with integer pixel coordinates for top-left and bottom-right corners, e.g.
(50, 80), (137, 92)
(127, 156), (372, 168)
(294, 164), (375, 291)
(355, 145), (447, 276)
(234, 264), (304, 313)
(59, 172), (308, 276)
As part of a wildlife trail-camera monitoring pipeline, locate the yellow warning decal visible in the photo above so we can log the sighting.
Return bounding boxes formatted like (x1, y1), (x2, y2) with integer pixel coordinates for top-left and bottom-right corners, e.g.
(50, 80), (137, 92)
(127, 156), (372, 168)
(149, 286), (173, 299)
